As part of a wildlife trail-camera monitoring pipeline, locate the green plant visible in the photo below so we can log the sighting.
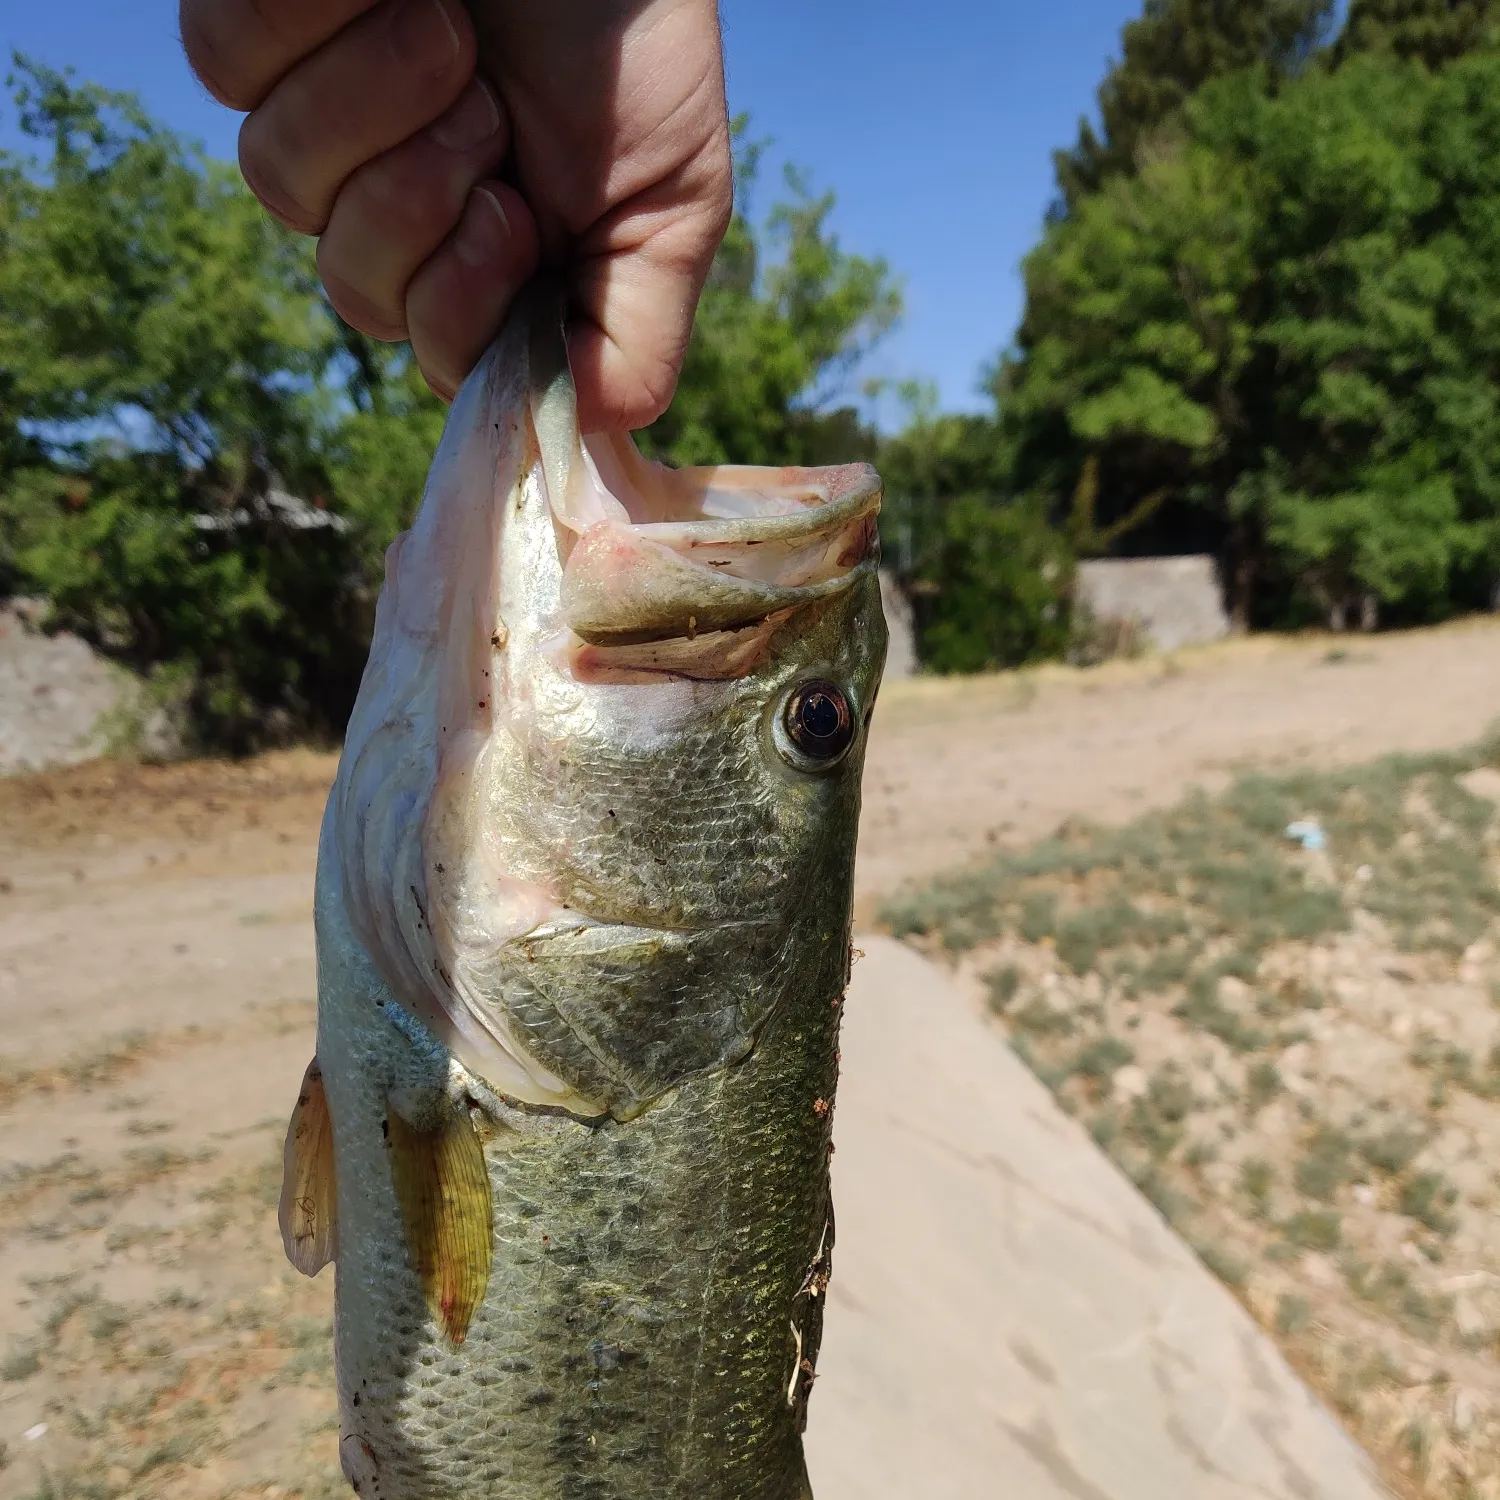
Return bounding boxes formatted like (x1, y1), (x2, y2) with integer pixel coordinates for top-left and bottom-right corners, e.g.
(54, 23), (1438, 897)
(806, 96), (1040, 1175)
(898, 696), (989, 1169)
(1400, 1171), (1460, 1237)
(1284, 1209), (1343, 1251)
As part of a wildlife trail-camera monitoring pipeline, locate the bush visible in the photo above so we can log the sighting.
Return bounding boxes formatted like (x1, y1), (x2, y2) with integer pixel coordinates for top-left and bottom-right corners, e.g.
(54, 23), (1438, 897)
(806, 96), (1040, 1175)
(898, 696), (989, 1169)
(906, 494), (1074, 673)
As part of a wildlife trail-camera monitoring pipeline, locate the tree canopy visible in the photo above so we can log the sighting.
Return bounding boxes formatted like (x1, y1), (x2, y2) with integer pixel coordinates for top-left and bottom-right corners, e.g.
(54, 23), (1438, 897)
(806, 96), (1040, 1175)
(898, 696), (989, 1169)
(0, 67), (905, 741)
(1337, 0), (1500, 69)
(1053, 0), (1337, 210)
(1002, 50), (1500, 630)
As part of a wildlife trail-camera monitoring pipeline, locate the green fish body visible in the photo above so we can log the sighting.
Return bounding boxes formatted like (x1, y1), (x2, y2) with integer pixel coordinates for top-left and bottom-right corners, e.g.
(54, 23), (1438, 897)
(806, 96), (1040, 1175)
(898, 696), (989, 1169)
(282, 291), (886, 1498)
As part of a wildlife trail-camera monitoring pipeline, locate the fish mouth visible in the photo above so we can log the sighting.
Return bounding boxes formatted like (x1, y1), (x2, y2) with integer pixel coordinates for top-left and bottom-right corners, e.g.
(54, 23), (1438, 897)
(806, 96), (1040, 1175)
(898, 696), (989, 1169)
(526, 323), (881, 680)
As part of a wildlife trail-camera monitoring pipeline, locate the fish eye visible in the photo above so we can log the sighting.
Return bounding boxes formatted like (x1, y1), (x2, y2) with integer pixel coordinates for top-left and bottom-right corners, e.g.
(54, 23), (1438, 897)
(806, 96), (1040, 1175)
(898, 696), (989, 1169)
(777, 680), (856, 769)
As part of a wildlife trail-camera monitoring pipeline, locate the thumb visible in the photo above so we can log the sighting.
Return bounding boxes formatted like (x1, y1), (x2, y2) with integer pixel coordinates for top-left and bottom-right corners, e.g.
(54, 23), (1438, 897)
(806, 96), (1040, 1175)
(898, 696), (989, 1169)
(565, 171), (732, 433)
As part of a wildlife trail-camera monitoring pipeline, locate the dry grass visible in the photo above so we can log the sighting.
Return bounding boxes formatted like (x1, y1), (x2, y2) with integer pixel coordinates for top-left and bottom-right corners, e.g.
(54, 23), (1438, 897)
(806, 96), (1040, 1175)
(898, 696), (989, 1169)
(884, 732), (1500, 1500)
(0, 1140), (341, 1499)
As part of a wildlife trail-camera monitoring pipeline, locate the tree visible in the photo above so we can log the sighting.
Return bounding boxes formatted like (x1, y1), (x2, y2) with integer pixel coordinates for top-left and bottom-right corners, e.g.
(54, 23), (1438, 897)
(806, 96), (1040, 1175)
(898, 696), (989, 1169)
(1002, 53), (1500, 630)
(1337, 0), (1499, 70)
(0, 57), (362, 746)
(0, 71), (911, 737)
(873, 389), (1072, 672)
(1054, 0), (1337, 210)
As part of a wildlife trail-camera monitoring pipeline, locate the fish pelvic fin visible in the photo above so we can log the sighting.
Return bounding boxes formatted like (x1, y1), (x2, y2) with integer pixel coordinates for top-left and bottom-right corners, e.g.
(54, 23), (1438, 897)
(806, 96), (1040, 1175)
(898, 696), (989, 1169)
(279, 1058), (338, 1277)
(385, 1103), (493, 1345)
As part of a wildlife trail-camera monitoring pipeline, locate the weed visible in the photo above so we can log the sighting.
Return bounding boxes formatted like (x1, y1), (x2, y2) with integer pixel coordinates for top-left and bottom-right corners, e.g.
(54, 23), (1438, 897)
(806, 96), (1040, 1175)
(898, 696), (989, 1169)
(1132, 1165), (1189, 1226)
(1018, 891), (1059, 945)
(86, 1301), (128, 1343)
(1072, 1036), (1134, 1080)
(1, 1344), (39, 1381)
(1056, 898), (1144, 974)
(985, 965), (1021, 1012)
(1345, 1258), (1451, 1340)
(1244, 1060), (1283, 1114)
(1240, 1158), (1275, 1210)
(1295, 1128), (1360, 1203)
(1283, 1209), (1342, 1252)
(1183, 1137), (1218, 1168)
(1400, 1171), (1460, 1237)
(1276, 1293), (1313, 1336)
(1010, 997), (1076, 1040)
(1359, 1124), (1425, 1177)
(1125, 1067), (1196, 1158)
(1173, 971), (1269, 1053)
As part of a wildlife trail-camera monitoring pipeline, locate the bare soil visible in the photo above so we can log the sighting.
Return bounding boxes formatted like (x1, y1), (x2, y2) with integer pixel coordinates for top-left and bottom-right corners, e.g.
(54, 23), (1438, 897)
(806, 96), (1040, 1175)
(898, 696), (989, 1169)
(0, 619), (1497, 1498)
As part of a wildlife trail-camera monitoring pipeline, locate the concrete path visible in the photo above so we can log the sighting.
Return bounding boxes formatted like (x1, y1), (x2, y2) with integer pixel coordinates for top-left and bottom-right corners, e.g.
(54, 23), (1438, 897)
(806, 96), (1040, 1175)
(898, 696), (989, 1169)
(805, 937), (1390, 1500)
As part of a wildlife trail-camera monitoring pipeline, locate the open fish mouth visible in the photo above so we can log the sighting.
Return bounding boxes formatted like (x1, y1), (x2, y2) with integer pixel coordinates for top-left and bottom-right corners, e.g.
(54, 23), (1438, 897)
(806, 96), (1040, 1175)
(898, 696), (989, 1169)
(525, 315), (881, 681)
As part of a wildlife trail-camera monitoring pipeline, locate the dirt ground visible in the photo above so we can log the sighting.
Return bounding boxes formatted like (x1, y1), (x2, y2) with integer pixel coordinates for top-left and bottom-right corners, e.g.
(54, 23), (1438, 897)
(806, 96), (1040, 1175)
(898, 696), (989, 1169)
(0, 618), (1497, 1497)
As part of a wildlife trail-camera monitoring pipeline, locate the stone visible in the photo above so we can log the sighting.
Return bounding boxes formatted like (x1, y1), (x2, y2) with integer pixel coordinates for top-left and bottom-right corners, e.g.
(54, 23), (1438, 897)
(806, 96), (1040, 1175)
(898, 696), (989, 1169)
(1459, 767), (1500, 803)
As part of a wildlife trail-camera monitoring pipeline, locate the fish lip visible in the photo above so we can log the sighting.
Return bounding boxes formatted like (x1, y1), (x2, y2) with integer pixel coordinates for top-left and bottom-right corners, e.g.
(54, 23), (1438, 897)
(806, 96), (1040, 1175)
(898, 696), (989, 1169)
(631, 462), (882, 549)
(511, 912), (774, 946)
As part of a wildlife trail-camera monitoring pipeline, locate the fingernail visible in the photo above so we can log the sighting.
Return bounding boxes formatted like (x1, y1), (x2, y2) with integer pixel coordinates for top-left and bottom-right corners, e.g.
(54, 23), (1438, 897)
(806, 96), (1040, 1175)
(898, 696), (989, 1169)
(455, 187), (510, 269)
(430, 81), (500, 153)
(388, 0), (461, 76)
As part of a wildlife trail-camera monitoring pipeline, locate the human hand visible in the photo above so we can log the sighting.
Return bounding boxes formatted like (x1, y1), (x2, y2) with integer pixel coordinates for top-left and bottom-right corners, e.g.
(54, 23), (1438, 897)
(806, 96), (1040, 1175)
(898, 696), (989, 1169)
(180, 0), (732, 429)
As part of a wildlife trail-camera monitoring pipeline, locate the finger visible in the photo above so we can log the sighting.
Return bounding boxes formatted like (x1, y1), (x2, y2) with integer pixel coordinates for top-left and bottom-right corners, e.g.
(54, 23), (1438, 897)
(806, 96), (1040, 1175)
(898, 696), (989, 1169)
(180, 0), (377, 112)
(405, 183), (541, 400)
(568, 164), (734, 432)
(318, 80), (510, 340)
(238, 0), (474, 234)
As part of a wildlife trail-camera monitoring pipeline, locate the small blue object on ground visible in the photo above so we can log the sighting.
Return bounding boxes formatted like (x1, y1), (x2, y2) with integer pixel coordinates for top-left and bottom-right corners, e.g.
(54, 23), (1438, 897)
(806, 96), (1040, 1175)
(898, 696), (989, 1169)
(1284, 819), (1327, 852)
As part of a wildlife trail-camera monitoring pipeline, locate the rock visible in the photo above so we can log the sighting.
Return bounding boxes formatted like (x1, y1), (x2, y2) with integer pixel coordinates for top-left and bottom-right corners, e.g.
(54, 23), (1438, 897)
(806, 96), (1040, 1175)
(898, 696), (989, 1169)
(1454, 1295), (1491, 1343)
(0, 601), (128, 774)
(1451, 1387), (1484, 1436)
(1113, 1064), (1149, 1103)
(878, 572), (918, 681)
(1459, 767), (1500, 803)
(1218, 975), (1252, 1007)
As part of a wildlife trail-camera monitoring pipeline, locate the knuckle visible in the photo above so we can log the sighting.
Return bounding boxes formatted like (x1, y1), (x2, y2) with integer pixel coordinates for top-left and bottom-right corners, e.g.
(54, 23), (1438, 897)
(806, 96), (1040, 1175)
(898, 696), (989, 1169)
(180, 0), (259, 109)
(319, 257), (407, 340)
(238, 120), (325, 232)
(632, 358), (681, 427)
(347, 150), (458, 239)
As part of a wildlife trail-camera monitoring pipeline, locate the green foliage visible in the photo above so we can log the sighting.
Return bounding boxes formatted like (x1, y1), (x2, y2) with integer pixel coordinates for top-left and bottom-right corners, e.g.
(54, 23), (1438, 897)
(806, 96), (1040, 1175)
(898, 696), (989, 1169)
(1337, 0), (1500, 69)
(875, 401), (1072, 673)
(1004, 51), (1500, 629)
(1054, 0), (1338, 208)
(1283, 1207), (1343, 1250)
(0, 78), (905, 741)
(0, 57), (365, 746)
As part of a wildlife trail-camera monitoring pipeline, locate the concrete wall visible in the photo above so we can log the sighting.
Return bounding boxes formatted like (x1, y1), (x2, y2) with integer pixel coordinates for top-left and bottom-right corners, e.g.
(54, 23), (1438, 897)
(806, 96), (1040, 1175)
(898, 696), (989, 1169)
(1075, 555), (1230, 653)
(879, 571), (918, 680)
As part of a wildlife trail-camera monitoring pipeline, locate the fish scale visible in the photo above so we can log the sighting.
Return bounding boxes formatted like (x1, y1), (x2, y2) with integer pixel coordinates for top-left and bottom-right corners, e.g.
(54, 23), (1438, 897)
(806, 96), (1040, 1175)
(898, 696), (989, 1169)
(281, 288), (884, 1497)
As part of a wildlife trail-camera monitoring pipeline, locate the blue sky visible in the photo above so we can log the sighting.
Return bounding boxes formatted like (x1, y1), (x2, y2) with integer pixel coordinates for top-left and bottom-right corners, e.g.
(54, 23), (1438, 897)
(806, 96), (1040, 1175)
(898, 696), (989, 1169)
(1, 0), (1143, 421)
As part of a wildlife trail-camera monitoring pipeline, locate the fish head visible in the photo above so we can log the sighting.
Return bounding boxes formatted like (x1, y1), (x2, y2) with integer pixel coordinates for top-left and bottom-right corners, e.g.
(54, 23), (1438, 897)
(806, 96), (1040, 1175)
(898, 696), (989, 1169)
(492, 336), (888, 931)
(336, 289), (886, 1117)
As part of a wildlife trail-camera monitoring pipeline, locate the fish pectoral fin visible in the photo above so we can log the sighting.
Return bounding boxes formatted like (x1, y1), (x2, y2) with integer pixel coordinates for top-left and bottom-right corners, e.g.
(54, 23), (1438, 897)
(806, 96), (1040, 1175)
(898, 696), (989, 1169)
(385, 1104), (493, 1346)
(279, 1057), (338, 1278)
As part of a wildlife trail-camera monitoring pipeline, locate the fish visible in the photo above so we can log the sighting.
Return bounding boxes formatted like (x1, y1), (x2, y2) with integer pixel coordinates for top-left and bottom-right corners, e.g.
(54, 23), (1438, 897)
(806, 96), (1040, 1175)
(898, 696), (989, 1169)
(280, 284), (887, 1498)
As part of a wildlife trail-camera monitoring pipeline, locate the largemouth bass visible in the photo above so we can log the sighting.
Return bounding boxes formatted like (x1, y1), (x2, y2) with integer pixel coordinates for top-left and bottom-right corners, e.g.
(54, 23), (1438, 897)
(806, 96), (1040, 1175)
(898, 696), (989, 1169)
(280, 289), (886, 1498)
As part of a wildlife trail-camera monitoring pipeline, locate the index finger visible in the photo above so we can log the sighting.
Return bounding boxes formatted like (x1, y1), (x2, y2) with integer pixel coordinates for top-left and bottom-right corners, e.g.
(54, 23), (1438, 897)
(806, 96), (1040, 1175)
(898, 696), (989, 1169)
(180, 0), (379, 111)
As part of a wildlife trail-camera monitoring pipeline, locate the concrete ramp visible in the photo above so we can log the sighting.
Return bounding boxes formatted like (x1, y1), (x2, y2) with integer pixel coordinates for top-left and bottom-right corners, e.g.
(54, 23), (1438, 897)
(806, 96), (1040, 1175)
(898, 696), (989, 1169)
(806, 936), (1389, 1500)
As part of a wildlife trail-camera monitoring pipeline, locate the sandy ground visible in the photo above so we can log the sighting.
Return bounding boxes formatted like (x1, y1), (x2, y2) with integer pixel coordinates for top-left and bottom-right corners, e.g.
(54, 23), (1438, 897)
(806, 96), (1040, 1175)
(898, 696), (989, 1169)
(0, 619), (1497, 1496)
